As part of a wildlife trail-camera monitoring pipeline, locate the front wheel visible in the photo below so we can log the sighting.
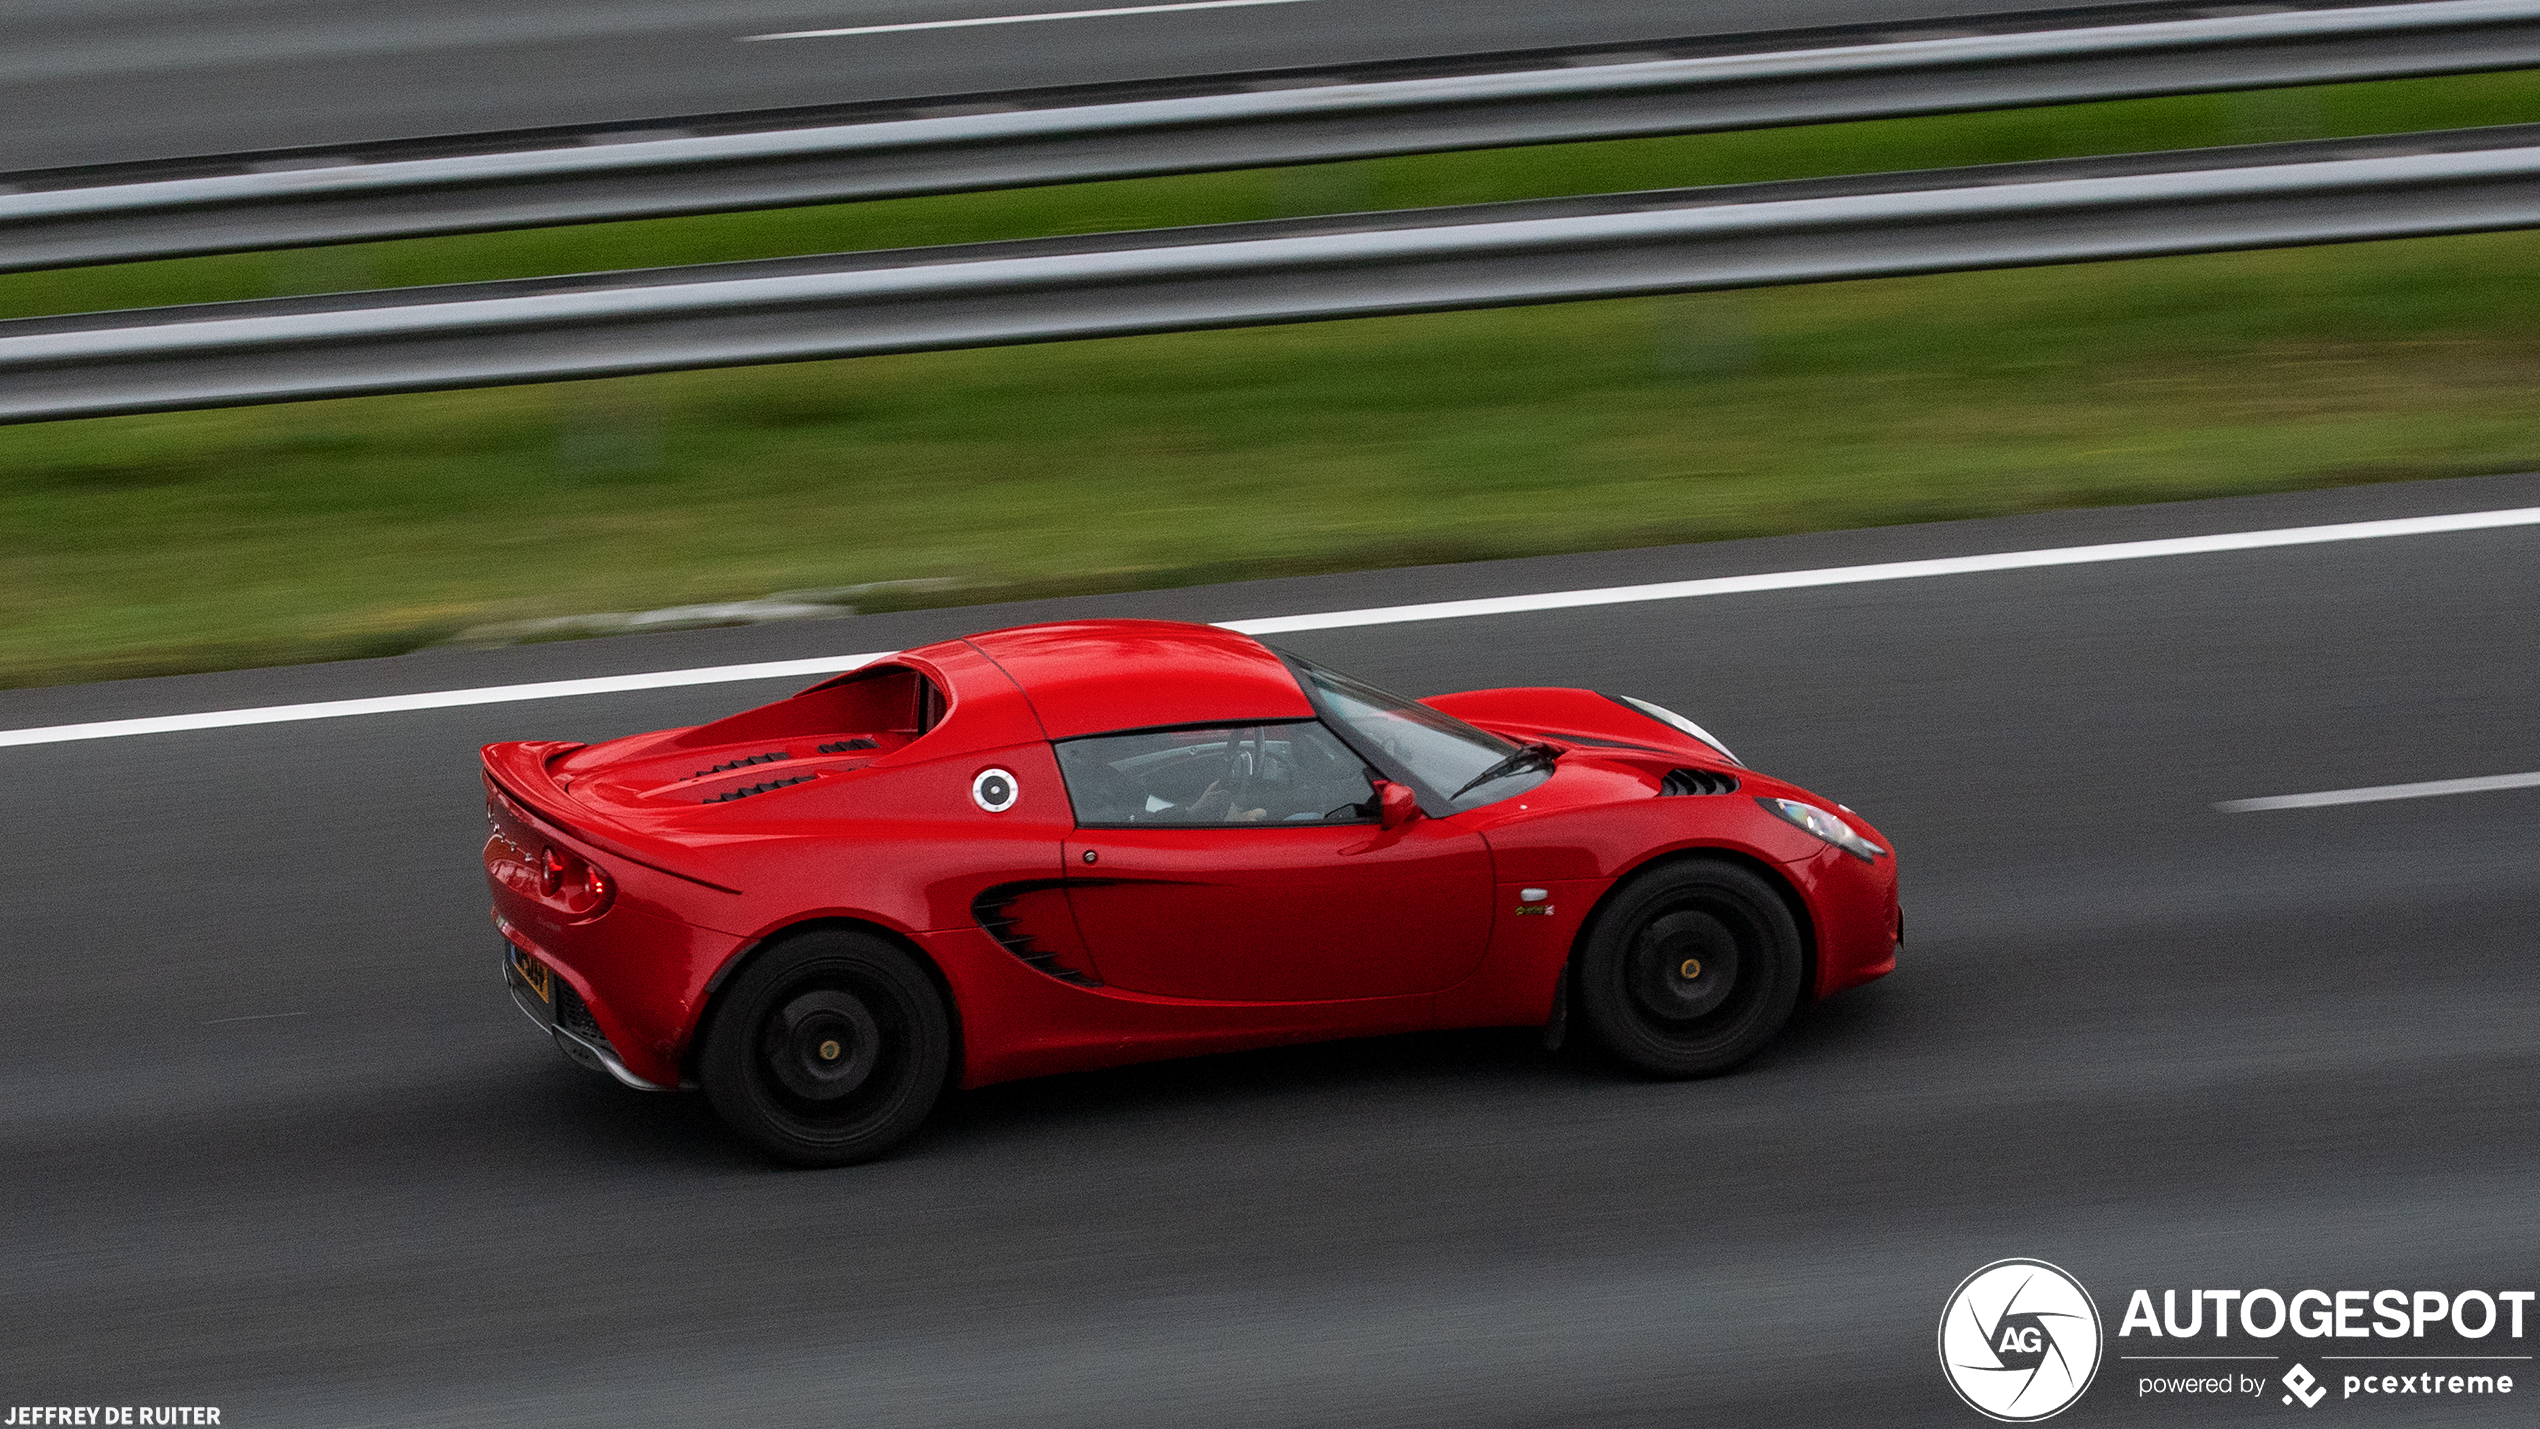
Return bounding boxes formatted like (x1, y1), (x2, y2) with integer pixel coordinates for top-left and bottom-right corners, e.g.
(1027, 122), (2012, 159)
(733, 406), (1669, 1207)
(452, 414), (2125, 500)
(698, 929), (951, 1166)
(1573, 859), (1805, 1078)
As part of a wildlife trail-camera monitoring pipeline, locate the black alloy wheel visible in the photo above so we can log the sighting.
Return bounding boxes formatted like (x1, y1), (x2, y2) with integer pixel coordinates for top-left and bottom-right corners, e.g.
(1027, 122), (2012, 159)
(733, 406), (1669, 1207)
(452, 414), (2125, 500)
(698, 929), (952, 1166)
(1572, 858), (1805, 1078)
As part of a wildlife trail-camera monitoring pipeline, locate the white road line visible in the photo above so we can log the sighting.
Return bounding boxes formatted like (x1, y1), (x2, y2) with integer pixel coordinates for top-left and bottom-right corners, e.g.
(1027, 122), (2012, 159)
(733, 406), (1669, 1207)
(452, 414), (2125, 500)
(0, 654), (893, 750)
(742, 0), (1322, 42)
(4, 503), (2537, 751)
(1217, 505), (2540, 635)
(2217, 770), (2540, 812)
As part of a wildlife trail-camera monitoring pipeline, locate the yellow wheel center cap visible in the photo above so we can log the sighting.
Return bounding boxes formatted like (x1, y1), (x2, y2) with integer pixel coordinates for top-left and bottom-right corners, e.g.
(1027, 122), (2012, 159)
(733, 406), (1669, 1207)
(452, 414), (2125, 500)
(818, 1039), (843, 1061)
(1680, 958), (1703, 980)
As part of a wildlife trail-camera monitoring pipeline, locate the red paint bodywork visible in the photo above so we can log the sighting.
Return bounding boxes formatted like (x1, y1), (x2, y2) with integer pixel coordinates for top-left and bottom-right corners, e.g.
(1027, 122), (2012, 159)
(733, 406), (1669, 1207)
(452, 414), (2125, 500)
(483, 619), (1899, 1091)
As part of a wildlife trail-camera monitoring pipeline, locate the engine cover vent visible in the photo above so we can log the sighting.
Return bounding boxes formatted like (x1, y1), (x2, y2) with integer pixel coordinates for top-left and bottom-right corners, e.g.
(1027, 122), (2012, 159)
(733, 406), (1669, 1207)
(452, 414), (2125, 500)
(695, 751), (789, 777)
(1659, 767), (1740, 797)
(817, 738), (879, 754)
(703, 774), (814, 803)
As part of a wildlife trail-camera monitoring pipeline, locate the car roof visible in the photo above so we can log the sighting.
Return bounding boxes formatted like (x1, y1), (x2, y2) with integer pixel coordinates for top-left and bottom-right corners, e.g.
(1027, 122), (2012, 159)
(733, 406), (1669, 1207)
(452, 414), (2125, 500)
(960, 620), (1315, 740)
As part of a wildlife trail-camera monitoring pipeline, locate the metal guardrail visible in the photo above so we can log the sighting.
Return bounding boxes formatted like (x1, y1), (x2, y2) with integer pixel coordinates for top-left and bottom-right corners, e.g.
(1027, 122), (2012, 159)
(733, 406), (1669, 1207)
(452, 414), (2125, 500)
(4, 0), (2540, 272)
(5, 124), (2536, 424)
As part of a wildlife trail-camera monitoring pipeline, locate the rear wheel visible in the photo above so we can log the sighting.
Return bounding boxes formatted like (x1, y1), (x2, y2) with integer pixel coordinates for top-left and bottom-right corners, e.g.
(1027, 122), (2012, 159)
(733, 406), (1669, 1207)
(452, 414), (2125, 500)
(698, 929), (951, 1166)
(1573, 859), (1804, 1078)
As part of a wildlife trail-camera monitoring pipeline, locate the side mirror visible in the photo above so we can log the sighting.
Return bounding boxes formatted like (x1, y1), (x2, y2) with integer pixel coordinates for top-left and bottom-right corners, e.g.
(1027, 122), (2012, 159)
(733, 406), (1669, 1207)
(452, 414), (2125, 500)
(1375, 779), (1421, 831)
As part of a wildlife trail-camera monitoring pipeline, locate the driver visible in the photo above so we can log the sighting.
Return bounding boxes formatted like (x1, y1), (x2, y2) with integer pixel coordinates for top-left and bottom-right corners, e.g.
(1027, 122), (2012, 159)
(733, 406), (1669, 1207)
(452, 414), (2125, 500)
(1184, 779), (1268, 823)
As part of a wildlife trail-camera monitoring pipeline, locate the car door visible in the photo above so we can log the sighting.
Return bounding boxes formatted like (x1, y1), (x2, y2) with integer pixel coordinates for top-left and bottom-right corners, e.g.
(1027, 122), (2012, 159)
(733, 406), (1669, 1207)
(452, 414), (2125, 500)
(1054, 721), (1494, 1003)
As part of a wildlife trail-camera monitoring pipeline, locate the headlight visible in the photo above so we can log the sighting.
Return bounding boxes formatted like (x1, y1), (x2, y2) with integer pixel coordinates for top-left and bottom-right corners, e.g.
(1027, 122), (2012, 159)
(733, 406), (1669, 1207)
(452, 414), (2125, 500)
(1758, 796), (1885, 861)
(1611, 694), (1740, 765)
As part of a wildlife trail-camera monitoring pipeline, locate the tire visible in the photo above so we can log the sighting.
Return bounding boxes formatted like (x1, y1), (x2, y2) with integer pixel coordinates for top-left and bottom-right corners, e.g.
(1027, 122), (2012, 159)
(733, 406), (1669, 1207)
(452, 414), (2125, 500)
(1573, 858), (1805, 1078)
(698, 929), (952, 1167)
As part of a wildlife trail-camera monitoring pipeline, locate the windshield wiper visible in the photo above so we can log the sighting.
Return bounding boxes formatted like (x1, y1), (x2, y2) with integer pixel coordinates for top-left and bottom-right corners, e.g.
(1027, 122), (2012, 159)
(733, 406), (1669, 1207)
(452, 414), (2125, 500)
(1449, 742), (1561, 802)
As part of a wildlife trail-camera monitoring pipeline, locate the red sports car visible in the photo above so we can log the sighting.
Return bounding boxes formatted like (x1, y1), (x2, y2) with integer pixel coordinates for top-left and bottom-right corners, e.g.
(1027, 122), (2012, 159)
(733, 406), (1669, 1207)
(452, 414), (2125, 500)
(484, 619), (1898, 1164)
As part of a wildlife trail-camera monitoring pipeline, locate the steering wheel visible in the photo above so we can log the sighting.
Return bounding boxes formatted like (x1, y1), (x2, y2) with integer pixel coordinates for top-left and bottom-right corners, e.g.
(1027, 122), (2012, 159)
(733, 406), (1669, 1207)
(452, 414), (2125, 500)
(1218, 726), (1269, 816)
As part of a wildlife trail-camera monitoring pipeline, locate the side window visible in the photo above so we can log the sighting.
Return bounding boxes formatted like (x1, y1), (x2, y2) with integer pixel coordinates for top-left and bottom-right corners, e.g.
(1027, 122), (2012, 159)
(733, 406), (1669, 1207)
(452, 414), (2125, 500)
(1056, 722), (1379, 826)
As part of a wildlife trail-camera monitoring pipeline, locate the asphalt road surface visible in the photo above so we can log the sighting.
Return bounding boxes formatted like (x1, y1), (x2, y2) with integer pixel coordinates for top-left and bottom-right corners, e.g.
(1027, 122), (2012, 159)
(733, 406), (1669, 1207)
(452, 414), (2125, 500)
(3, 472), (2535, 1425)
(15, 0), (2113, 171)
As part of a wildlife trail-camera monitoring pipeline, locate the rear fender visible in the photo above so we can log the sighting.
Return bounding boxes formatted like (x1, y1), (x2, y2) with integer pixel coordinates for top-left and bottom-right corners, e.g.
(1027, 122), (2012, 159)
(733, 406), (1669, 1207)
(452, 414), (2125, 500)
(682, 916), (968, 1089)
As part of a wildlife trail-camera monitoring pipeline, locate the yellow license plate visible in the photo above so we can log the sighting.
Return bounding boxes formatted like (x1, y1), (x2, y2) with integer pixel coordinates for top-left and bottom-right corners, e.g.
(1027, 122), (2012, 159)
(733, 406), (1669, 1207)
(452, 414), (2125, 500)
(512, 946), (553, 1005)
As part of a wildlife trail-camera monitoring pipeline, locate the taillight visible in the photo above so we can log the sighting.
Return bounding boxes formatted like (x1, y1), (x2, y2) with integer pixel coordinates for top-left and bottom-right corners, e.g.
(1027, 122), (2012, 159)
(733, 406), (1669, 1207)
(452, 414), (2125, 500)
(574, 861), (614, 916)
(534, 844), (615, 918)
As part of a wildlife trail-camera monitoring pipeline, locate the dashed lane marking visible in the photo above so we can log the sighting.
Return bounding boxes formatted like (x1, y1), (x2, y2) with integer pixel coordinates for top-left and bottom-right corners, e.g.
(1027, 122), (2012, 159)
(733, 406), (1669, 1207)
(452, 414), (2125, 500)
(2217, 770), (2540, 812)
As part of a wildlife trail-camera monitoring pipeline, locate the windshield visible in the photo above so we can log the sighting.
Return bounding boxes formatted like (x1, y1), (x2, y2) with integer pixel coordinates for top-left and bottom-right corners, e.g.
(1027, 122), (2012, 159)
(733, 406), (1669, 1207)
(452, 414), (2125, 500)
(1287, 655), (1554, 813)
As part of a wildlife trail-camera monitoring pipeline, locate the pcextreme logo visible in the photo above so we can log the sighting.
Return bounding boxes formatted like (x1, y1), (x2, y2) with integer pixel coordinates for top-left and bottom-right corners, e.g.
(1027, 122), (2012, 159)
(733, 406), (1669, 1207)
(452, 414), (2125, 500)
(1940, 1259), (2105, 1421)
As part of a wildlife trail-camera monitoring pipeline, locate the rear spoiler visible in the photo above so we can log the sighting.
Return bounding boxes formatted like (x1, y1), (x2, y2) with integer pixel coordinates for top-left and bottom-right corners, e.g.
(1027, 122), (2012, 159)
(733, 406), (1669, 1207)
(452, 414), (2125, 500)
(481, 741), (742, 895)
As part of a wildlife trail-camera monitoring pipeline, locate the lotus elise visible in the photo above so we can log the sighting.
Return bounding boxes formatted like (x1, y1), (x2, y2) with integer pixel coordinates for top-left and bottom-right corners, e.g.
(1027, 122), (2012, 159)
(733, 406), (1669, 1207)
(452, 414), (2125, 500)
(485, 619), (1899, 1164)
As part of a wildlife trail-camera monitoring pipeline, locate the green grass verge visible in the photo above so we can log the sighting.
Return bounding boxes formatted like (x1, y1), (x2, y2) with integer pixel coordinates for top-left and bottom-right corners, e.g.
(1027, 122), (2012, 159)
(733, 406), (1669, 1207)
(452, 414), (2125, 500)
(4, 74), (2540, 688)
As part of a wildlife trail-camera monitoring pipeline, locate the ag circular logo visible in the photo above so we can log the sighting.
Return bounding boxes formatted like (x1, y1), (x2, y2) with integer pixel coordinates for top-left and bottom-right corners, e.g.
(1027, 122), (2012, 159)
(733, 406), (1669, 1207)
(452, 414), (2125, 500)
(1939, 1259), (2103, 1421)
(971, 768), (1019, 813)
